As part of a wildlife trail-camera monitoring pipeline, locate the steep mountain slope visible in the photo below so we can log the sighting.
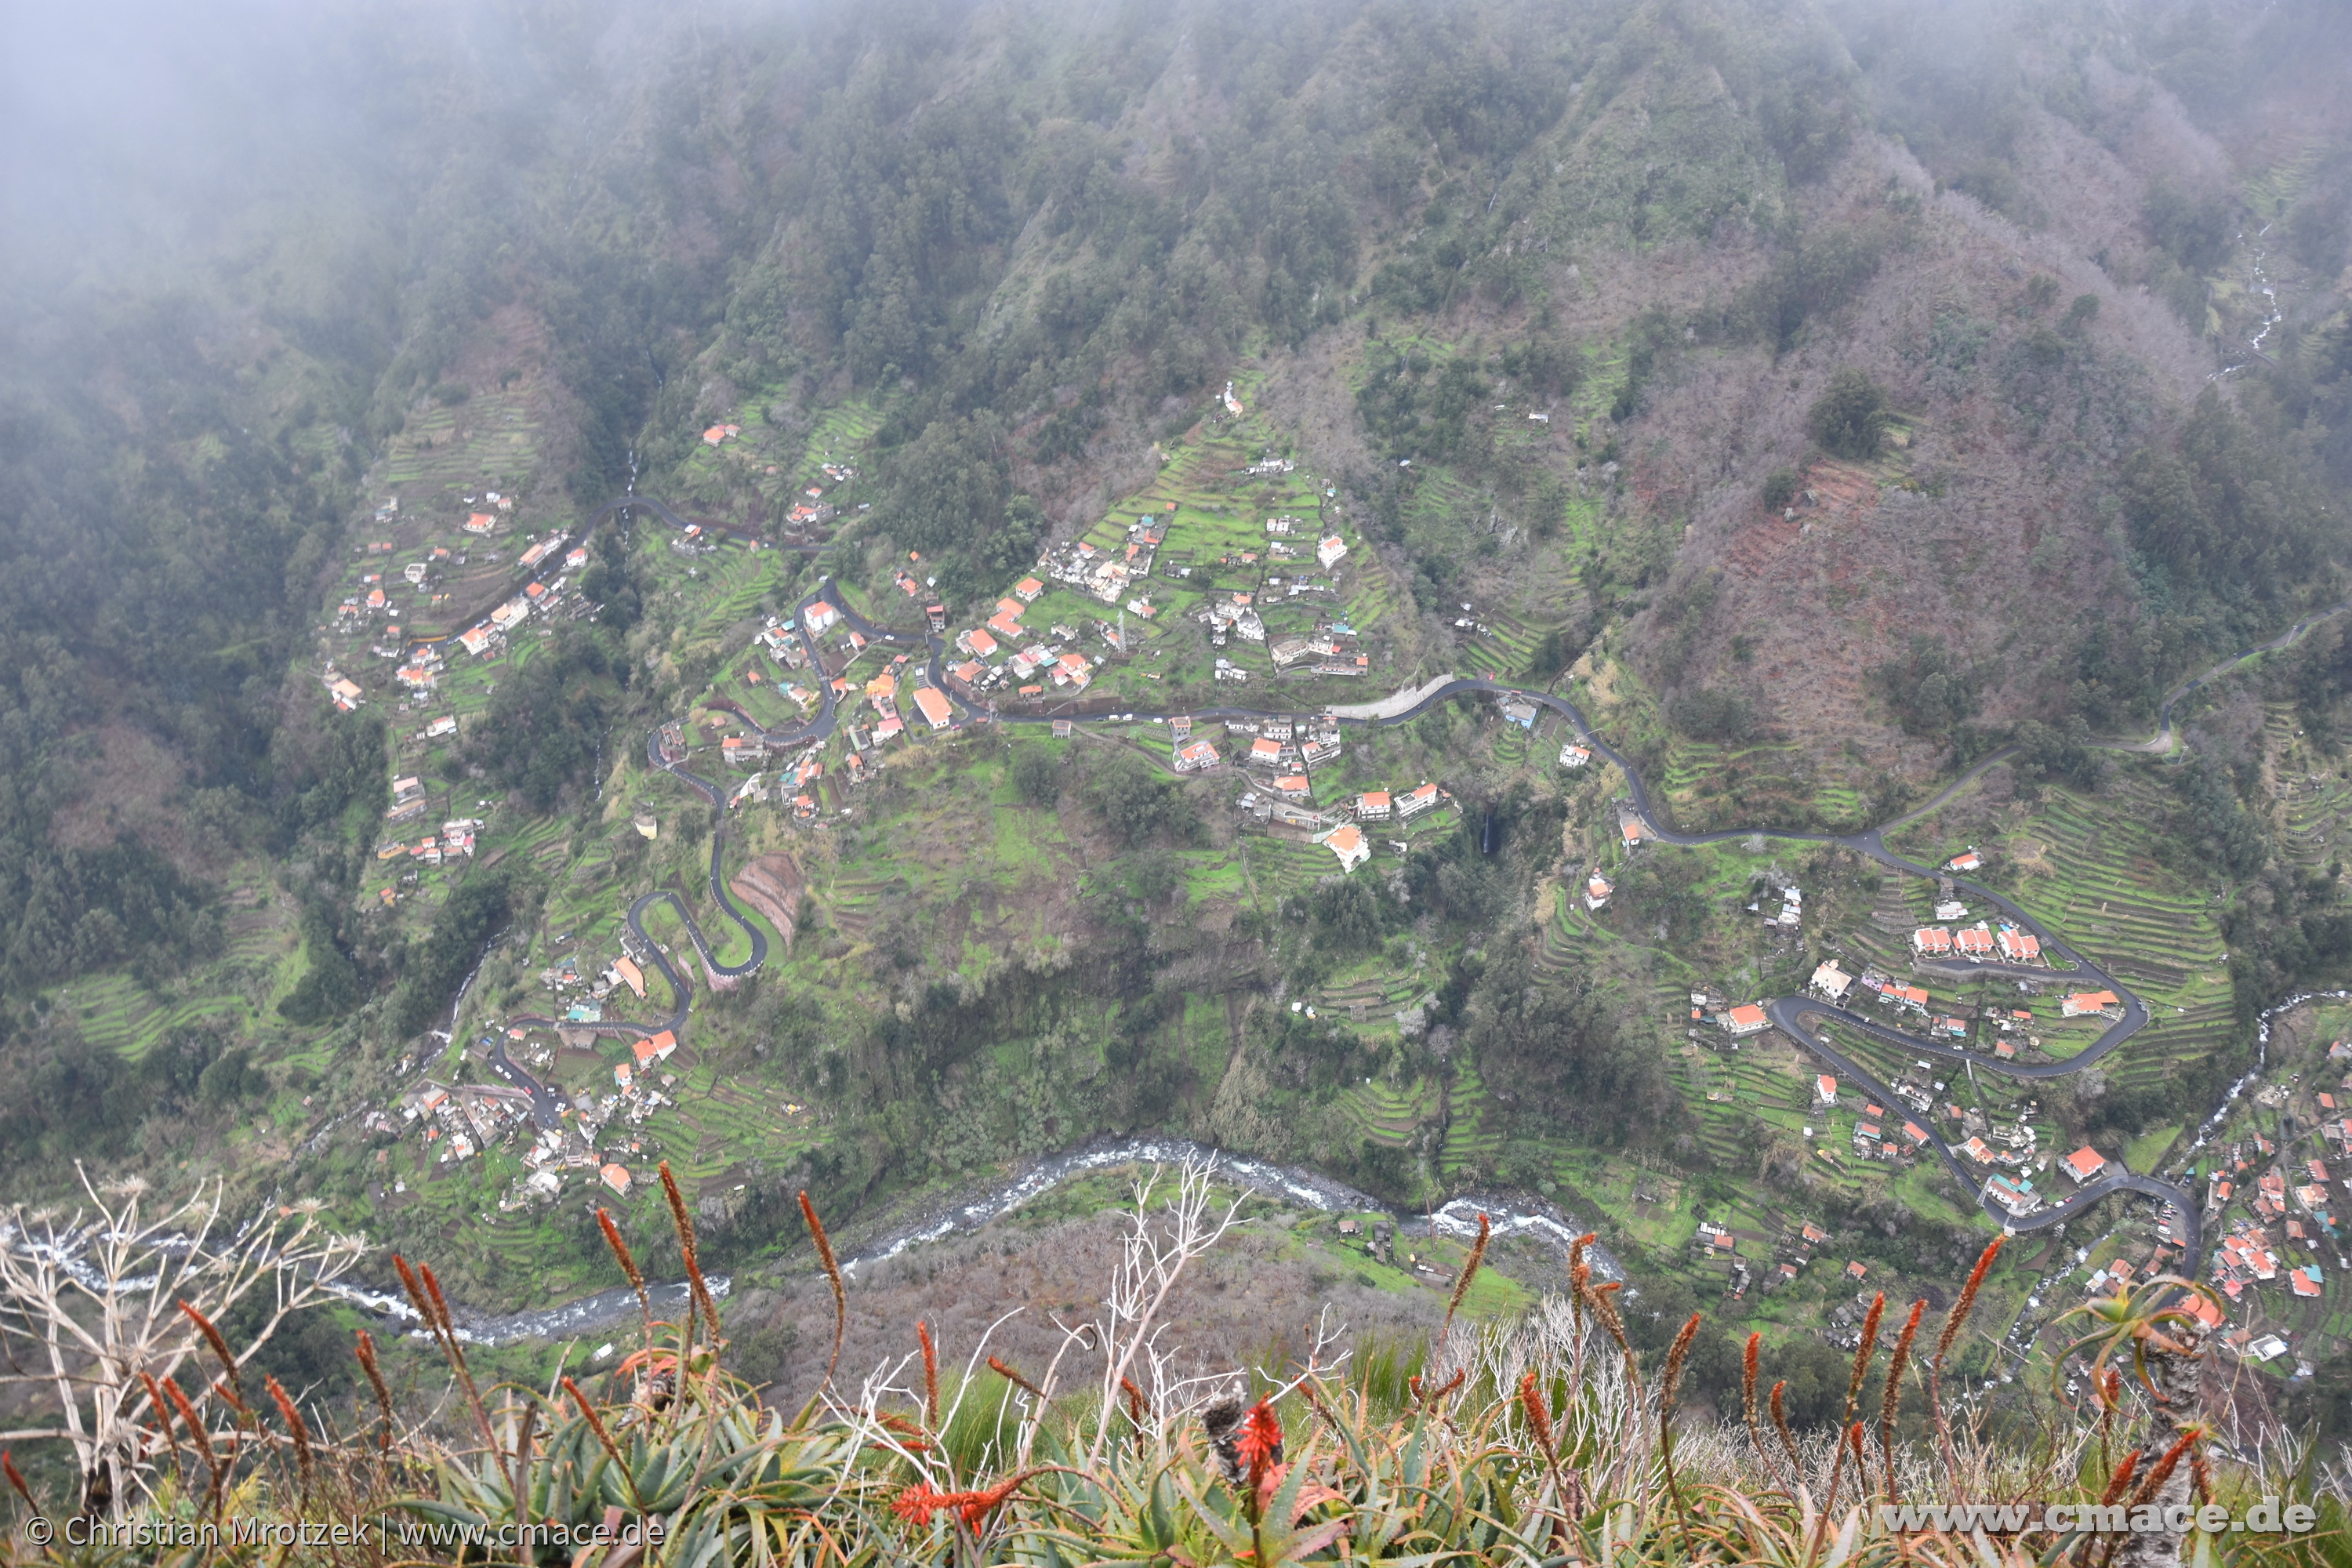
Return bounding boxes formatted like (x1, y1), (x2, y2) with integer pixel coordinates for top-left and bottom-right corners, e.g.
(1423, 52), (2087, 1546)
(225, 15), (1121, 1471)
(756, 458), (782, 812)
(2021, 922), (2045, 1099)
(616, 0), (2350, 797)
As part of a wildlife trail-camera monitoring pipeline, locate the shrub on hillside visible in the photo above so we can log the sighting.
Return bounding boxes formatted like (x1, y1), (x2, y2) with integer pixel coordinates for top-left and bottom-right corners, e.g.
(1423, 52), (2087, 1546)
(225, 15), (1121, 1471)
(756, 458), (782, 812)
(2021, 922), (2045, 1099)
(1080, 754), (1201, 850)
(1670, 687), (1756, 744)
(1009, 743), (1062, 806)
(1807, 368), (1890, 459)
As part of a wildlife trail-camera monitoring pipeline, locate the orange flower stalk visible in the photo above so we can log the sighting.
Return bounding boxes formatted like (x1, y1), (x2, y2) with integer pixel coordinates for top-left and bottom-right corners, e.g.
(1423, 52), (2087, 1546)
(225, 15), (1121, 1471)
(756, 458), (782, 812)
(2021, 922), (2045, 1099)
(1236, 1397), (1284, 1494)
(891, 1471), (1033, 1529)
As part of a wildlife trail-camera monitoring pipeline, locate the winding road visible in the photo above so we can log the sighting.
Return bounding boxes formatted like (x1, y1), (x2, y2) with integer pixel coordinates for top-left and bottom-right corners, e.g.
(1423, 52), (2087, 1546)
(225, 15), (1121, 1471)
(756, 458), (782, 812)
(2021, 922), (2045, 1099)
(488, 499), (2352, 1281)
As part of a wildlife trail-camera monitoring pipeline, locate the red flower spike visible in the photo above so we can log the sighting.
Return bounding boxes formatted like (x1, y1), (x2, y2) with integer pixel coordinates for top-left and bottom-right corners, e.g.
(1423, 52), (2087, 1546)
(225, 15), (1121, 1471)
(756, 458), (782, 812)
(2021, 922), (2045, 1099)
(957, 1473), (1027, 1526)
(891, 1474), (1030, 1530)
(1236, 1398), (1284, 1491)
(2, 1450), (35, 1511)
(1519, 1370), (1555, 1452)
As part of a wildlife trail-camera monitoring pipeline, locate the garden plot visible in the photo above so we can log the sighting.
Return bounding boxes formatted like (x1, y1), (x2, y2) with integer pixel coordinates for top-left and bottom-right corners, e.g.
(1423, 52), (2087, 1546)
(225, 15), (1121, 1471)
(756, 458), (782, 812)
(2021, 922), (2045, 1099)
(1887, 775), (2230, 1018)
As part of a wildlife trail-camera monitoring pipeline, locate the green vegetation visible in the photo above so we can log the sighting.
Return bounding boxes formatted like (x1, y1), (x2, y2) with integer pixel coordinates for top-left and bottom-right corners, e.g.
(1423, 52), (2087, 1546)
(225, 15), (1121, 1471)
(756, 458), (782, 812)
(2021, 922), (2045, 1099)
(9, 0), (2352, 1487)
(1806, 368), (1891, 459)
(8, 1176), (2339, 1567)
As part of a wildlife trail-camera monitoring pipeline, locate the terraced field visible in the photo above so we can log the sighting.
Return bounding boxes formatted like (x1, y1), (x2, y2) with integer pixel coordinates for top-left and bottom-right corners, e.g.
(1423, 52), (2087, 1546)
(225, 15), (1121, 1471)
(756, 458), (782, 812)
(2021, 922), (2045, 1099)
(670, 392), (883, 530)
(2268, 706), (2352, 869)
(1025, 386), (1398, 706)
(1452, 610), (1547, 681)
(1884, 771), (2236, 1079)
(373, 388), (546, 497)
(1331, 1073), (1438, 1152)
(1436, 1054), (1504, 1178)
(1243, 836), (1354, 896)
(57, 866), (302, 1060)
(1312, 966), (1424, 1033)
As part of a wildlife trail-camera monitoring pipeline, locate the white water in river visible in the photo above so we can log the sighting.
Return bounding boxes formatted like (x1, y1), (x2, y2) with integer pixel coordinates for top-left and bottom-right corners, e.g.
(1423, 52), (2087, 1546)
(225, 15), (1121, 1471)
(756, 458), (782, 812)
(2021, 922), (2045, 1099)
(387, 966), (2325, 1345)
(331, 1137), (1621, 1346)
(2179, 987), (2349, 1173)
(2210, 224), (2285, 380)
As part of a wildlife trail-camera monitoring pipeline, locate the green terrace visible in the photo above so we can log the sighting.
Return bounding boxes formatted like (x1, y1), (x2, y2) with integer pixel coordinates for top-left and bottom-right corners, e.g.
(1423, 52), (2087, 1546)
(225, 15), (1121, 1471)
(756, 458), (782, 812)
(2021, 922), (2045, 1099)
(1649, 731), (1877, 835)
(669, 391), (884, 534)
(1574, 659), (1878, 834)
(1884, 769), (2233, 1037)
(982, 384), (1399, 705)
(50, 866), (303, 1062)
(2268, 702), (2352, 870)
(372, 387), (545, 495)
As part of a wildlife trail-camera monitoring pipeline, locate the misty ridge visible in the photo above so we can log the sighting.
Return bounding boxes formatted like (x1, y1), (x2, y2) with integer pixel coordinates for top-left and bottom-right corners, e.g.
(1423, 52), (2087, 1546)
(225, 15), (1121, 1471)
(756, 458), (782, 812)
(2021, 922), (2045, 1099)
(0, 0), (2350, 1555)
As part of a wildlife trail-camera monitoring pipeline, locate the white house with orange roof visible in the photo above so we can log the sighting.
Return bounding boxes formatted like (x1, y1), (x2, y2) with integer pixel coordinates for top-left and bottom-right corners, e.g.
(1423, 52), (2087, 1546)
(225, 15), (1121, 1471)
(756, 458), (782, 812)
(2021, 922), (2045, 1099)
(1396, 782), (1442, 818)
(1014, 577), (1044, 603)
(612, 956), (645, 999)
(2060, 1145), (2110, 1186)
(1356, 790), (1392, 820)
(913, 687), (953, 731)
(2061, 990), (2122, 1018)
(1318, 822), (1370, 873)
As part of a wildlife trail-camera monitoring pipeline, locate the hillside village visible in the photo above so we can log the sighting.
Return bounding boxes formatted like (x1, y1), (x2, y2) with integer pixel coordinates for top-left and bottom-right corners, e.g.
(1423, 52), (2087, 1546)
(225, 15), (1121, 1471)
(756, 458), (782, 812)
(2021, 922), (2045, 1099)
(310, 382), (1493, 1226)
(265, 359), (2352, 1404)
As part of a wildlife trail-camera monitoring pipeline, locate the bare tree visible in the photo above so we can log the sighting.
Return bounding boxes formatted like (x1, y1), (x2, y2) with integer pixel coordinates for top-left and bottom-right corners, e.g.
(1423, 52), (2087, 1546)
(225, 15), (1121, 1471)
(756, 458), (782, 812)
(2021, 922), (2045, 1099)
(0, 1165), (367, 1518)
(1055, 1160), (1250, 1468)
(822, 1156), (1267, 1563)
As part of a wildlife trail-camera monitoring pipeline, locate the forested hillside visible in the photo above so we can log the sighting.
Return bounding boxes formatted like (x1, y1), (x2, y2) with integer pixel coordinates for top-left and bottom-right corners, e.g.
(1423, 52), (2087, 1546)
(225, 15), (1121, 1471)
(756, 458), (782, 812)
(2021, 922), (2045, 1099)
(5, 0), (2352, 1456)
